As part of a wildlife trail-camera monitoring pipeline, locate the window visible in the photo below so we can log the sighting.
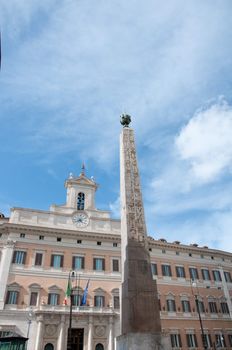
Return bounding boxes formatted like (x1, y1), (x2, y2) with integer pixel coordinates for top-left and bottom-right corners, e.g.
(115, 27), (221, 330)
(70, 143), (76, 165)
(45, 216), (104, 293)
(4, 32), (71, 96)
(224, 271), (232, 282)
(94, 295), (105, 307)
(113, 296), (120, 309)
(212, 270), (222, 282)
(77, 240), (82, 244)
(72, 293), (82, 306)
(112, 259), (119, 272)
(182, 300), (191, 312)
(20, 233), (25, 238)
(201, 268), (210, 281)
(93, 258), (105, 271)
(228, 334), (232, 347)
(151, 263), (157, 275)
(170, 334), (182, 348)
(167, 299), (176, 312)
(50, 254), (63, 268)
(186, 334), (198, 348)
(12, 251), (26, 264)
(209, 301), (218, 313)
(113, 242), (118, 247)
(30, 292), (38, 306)
(35, 253), (43, 266)
(215, 334), (226, 348)
(221, 302), (229, 314)
(39, 235), (44, 240)
(57, 237), (62, 242)
(77, 192), (85, 210)
(48, 293), (59, 305)
(162, 264), (172, 277)
(189, 267), (199, 280)
(44, 343), (54, 350)
(202, 334), (212, 349)
(97, 241), (102, 246)
(162, 249), (166, 254)
(197, 300), (205, 313)
(72, 256), (85, 270)
(6, 291), (18, 304)
(176, 266), (185, 278)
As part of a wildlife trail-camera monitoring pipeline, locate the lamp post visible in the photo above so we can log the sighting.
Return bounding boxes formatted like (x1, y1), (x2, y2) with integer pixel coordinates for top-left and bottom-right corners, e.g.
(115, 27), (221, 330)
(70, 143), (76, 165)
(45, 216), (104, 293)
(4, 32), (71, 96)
(26, 308), (34, 349)
(191, 280), (207, 350)
(67, 270), (78, 350)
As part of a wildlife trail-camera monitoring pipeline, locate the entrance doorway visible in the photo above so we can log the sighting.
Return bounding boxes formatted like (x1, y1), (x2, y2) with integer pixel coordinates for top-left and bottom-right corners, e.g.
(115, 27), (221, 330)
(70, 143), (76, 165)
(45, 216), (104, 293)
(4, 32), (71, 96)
(95, 344), (104, 350)
(68, 328), (84, 350)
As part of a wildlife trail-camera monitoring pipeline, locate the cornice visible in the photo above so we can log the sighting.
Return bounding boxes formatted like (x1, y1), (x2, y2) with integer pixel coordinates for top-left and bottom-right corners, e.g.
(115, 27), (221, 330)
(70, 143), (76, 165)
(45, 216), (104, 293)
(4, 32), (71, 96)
(148, 238), (232, 259)
(0, 223), (121, 242)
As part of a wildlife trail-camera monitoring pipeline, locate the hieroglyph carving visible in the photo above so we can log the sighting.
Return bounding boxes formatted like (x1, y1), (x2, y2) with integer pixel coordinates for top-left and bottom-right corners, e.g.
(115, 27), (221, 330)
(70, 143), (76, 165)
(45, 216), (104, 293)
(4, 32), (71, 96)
(122, 129), (147, 245)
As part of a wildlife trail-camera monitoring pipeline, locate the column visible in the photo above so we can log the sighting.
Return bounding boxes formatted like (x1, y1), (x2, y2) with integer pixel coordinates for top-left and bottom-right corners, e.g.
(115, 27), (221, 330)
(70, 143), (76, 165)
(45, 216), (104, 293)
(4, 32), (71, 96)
(108, 316), (114, 350)
(57, 315), (66, 350)
(88, 315), (93, 350)
(0, 239), (15, 310)
(34, 315), (44, 350)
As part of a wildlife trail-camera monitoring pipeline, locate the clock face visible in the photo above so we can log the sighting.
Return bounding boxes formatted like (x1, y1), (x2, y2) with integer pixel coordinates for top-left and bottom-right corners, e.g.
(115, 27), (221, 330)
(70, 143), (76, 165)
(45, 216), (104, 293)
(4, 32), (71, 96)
(72, 213), (89, 227)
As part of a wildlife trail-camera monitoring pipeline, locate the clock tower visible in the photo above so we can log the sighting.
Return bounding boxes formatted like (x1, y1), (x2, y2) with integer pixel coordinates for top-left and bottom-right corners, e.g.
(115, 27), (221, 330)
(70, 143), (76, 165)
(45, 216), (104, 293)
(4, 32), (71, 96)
(64, 166), (98, 211)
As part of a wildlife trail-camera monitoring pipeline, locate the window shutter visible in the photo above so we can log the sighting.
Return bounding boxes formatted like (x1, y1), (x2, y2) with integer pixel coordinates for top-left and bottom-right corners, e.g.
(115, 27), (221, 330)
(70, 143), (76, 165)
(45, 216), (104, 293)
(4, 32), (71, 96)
(72, 257), (75, 269)
(12, 251), (17, 264)
(60, 255), (64, 268)
(35, 253), (42, 266)
(102, 259), (105, 271)
(81, 257), (85, 269)
(93, 258), (96, 270)
(51, 255), (54, 267)
(113, 259), (119, 272)
(22, 252), (26, 264)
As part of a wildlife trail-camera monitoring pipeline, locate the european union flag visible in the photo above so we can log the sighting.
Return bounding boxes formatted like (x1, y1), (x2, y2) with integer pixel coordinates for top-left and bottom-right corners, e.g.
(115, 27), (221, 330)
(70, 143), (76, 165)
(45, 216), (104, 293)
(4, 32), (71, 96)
(81, 279), (90, 306)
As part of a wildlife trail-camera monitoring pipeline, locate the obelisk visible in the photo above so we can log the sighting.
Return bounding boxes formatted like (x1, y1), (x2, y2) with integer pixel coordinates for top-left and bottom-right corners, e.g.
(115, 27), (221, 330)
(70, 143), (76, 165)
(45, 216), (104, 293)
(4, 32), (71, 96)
(117, 115), (171, 350)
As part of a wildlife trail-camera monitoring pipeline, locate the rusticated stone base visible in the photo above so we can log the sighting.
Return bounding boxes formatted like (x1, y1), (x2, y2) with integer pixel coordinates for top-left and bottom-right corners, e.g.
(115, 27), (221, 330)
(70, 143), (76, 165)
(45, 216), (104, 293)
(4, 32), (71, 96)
(116, 332), (171, 350)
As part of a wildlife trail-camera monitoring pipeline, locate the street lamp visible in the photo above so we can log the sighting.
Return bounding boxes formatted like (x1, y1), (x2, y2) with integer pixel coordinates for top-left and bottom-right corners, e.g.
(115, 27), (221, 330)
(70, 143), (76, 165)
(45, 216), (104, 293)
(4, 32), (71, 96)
(191, 280), (207, 350)
(26, 308), (34, 349)
(67, 270), (78, 350)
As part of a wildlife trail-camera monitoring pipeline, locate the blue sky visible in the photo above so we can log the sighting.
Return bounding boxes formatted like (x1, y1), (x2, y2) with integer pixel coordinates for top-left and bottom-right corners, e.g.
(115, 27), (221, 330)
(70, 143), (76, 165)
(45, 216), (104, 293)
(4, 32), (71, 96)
(1, 1), (232, 251)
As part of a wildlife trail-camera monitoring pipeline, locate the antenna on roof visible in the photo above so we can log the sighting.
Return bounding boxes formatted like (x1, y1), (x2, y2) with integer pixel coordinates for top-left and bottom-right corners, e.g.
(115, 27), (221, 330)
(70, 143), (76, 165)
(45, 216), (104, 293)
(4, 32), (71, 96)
(81, 162), (85, 175)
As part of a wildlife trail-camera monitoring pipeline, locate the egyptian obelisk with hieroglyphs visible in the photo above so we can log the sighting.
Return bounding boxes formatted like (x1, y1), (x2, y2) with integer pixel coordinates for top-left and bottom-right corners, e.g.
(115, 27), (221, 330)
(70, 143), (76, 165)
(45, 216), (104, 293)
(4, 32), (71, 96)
(116, 115), (171, 350)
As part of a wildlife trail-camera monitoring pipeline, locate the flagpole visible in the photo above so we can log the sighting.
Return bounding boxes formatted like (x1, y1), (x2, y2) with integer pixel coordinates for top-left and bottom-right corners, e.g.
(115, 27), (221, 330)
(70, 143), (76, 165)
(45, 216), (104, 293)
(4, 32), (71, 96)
(77, 274), (80, 306)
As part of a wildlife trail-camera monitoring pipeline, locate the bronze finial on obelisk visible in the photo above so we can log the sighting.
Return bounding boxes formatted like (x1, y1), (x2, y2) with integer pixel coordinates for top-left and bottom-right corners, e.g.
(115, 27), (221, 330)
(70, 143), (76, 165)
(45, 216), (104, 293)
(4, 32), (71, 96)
(117, 115), (171, 349)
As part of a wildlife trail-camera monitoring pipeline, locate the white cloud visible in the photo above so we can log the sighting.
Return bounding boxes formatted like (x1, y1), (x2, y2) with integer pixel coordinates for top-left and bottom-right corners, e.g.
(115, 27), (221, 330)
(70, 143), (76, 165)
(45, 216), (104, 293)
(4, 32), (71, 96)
(176, 100), (232, 183)
(109, 196), (120, 218)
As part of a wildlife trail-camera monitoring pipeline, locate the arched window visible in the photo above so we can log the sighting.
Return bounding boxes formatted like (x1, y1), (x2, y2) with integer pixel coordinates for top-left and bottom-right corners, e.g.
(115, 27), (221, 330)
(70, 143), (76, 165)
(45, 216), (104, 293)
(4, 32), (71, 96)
(95, 344), (104, 350)
(44, 344), (54, 350)
(77, 192), (85, 210)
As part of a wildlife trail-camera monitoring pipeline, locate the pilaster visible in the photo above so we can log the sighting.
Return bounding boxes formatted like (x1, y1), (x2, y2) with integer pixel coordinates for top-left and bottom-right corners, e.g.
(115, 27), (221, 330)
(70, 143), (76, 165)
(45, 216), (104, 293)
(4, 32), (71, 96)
(0, 239), (15, 310)
(88, 315), (93, 350)
(34, 315), (44, 350)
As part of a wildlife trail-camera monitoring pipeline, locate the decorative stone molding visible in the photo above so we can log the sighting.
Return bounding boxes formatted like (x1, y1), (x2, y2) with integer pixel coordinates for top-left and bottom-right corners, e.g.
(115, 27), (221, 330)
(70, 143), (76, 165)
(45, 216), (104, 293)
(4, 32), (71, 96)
(45, 324), (57, 337)
(3, 239), (16, 249)
(94, 325), (106, 337)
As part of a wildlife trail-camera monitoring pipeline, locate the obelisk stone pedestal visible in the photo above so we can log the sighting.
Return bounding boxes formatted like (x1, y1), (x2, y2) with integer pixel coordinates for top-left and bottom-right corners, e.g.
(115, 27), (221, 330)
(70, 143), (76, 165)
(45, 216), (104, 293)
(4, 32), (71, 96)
(117, 116), (171, 350)
(117, 333), (171, 350)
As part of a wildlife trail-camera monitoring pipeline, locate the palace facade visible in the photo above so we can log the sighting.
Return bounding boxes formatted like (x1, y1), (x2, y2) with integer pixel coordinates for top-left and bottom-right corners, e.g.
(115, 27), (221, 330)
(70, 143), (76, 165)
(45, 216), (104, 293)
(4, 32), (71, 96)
(0, 170), (232, 350)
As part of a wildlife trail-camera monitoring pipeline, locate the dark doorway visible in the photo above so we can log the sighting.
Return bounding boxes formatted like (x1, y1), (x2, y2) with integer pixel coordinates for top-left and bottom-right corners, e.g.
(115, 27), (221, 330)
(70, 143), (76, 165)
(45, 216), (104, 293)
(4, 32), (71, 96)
(95, 344), (104, 350)
(69, 328), (84, 350)
(44, 344), (54, 350)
